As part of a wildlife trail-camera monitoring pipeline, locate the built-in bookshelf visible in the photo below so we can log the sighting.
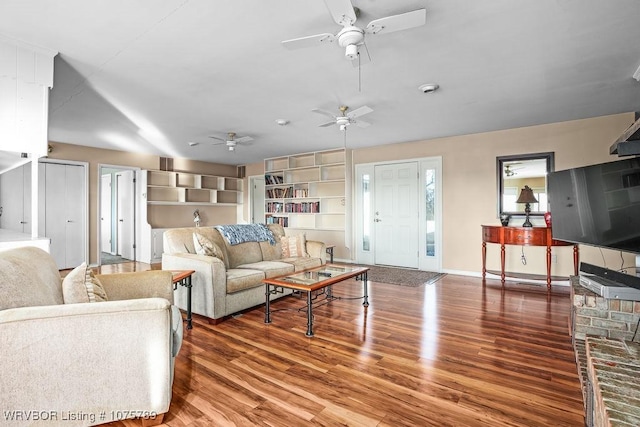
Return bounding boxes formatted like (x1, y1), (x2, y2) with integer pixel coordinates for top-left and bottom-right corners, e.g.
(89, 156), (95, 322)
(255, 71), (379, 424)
(145, 170), (243, 205)
(264, 149), (346, 231)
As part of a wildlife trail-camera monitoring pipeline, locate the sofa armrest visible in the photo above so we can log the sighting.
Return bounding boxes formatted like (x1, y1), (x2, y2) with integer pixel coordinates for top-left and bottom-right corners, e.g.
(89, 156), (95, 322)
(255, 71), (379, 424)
(97, 270), (174, 303)
(306, 240), (327, 264)
(162, 253), (228, 320)
(0, 298), (175, 423)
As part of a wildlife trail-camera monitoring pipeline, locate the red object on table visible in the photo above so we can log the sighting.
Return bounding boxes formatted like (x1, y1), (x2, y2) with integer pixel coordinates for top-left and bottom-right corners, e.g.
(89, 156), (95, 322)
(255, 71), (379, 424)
(544, 212), (552, 227)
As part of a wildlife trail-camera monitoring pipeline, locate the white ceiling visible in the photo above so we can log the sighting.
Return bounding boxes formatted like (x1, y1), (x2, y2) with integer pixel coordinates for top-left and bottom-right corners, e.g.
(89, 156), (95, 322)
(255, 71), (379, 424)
(2, 0), (640, 166)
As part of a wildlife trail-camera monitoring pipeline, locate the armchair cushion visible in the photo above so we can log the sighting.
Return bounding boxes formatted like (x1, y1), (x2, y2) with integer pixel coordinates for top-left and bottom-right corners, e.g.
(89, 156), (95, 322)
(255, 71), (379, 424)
(62, 262), (108, 303)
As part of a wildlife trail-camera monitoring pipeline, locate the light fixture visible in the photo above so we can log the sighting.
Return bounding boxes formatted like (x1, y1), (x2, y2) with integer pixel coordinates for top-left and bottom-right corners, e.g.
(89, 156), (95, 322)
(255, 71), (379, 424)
(516, 185), (538, 227)
(188, 142), (199, 147)
(228, 145), (235, 152)
(419, 83), (439, 93)
(634, 64), (640, 81)
(275, 119), (289, 126)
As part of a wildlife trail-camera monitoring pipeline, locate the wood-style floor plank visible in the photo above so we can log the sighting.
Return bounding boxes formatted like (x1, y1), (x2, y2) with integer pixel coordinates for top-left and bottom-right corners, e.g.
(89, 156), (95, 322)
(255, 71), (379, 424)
(97, 263), (584, 427)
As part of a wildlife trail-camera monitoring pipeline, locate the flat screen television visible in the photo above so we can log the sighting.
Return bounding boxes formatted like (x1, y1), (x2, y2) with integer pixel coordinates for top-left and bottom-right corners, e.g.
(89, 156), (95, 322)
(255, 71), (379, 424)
(548, 157), (640, 254)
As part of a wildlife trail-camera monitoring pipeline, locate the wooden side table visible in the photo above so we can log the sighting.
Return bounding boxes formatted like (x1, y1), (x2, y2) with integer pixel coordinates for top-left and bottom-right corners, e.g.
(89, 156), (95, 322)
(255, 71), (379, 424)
(171, 270), (195, 329)
(481, 225), (579, 290)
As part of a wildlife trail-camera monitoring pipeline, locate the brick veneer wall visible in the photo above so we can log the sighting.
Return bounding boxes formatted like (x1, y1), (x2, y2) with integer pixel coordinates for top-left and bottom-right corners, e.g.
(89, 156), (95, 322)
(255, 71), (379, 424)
(570, 277), (640, 341)
(570, 276), (640, 426)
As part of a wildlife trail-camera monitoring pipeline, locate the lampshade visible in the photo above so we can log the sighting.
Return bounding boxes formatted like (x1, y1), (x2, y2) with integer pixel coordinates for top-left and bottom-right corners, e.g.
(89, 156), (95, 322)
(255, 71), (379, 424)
(516, 185), (538, 204)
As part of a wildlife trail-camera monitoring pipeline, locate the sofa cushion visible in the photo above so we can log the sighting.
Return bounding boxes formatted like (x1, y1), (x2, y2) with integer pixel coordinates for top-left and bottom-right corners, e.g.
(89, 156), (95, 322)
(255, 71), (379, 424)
(0, 246), (63, 310)
(226, 269), (266, 294)
(62, 263), (108, 304)
(281, 234), (309, 258)
(236, 260), (295, 279)
(225, 241), (264, 269)
(281, 257), (323, 272)
(193, 232), (225, 261)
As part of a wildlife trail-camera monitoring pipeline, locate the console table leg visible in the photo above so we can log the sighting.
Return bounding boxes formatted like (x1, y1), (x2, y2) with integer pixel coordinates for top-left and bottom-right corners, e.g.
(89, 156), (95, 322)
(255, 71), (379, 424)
(546, 246), (552, 291)
(500, 244), (506, 286)
(482, 242), (487, 284)
(573, 245), (580, 276)
(362, 271), (369, 307)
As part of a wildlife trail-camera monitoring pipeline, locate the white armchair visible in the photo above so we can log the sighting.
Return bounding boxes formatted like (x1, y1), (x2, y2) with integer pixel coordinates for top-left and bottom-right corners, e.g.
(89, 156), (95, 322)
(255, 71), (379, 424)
(0, 246), (183, 426)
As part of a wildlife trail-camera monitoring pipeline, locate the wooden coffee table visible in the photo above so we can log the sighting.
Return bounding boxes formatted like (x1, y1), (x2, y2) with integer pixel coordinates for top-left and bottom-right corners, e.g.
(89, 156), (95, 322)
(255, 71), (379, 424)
(263, 264), (369, 337)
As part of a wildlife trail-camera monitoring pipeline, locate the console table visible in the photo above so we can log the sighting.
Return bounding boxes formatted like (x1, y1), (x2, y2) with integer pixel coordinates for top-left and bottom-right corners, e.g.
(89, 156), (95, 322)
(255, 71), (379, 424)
(481, 225), (579, 290)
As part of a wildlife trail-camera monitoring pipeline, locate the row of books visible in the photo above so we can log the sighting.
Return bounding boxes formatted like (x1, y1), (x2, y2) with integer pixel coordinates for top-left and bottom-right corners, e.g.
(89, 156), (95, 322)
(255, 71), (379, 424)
(284, 201), (320, 213)
(265, 174), (284, 185)
(266, 201), (320, 213)
(265, 216), (288, 227)
(266, 187), (293, 198)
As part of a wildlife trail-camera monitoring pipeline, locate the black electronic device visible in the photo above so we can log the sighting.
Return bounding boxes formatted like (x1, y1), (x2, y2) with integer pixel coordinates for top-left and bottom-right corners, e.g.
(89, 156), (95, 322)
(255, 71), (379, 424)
(548, 157), (640, 254)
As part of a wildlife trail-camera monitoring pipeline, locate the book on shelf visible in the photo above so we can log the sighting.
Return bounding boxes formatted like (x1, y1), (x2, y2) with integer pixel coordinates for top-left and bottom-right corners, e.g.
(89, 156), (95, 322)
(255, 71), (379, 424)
(265, 174), (284, 185)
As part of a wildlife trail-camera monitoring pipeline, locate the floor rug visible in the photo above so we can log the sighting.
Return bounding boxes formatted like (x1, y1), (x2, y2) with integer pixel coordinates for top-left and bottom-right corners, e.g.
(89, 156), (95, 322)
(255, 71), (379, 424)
(364, 265), (446, 287)
(100, 252), (131, 265)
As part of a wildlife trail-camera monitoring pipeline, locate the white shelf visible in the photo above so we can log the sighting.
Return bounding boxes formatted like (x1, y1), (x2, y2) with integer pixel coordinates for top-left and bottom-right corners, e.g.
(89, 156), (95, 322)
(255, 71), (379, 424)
(145, 170), (243, 206)
(264, 149), (346, 230)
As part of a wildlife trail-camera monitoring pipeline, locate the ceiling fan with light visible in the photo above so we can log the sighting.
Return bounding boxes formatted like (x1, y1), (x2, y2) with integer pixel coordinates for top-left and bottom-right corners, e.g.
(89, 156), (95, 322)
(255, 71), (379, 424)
(208, 132), (253, 151)
(281, 0), (426, 67)
(312, 105), (373, 131)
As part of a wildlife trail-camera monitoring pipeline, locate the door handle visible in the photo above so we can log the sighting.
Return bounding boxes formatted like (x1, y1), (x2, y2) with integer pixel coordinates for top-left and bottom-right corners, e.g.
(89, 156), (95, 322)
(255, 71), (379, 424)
(119, 219), (124, 222)
(374, 218), (382, 222)
(67, 220), (73, 223)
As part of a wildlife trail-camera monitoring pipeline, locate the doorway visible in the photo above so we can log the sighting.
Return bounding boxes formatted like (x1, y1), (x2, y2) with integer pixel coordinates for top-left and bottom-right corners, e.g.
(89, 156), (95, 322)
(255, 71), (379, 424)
(249, 175), (265, 224)
(99, 165), (137, 266)
(354, 157), (442, 271)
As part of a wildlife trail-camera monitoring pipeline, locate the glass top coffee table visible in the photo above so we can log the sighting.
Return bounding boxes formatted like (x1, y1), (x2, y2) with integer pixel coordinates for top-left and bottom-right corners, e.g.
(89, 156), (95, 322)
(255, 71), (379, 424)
(263, 264), (369, 337)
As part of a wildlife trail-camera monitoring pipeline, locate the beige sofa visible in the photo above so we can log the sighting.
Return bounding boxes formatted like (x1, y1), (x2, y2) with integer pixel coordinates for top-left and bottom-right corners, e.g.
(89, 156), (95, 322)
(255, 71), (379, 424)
(162, 223), (326, 322)
(0, 246), (182, 427)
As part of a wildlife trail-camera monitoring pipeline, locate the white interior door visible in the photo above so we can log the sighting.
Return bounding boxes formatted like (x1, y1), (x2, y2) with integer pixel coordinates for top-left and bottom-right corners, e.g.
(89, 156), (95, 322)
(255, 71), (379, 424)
(0, 164), (26, 232)
(64, 165), (85, 268)
(42, 162), (86, 269)
(100, 174), (112, 254)
(251, 176), (265, 223)
(374, 162), (419, 268)
(116, 170), (135, 260)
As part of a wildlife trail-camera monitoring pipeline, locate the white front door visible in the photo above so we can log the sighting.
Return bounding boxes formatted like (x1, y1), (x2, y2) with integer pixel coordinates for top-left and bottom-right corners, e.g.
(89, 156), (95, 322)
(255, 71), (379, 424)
(374, 162), (419, 268)
(116, 170), (135, 260)
(100, 174), (113, 254)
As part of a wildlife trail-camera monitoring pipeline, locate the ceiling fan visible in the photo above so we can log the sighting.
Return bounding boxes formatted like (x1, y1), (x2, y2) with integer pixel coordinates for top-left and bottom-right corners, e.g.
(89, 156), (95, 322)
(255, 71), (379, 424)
(312, 105), (373, 131)
(208, 132), (253, 152)
(281, 0), (427, 66)
(504, 164), (524, 177)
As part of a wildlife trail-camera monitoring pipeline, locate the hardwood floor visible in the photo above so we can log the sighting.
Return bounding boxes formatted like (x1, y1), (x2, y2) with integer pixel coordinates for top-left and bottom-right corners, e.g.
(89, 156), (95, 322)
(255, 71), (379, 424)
(98, 263), (584, 427)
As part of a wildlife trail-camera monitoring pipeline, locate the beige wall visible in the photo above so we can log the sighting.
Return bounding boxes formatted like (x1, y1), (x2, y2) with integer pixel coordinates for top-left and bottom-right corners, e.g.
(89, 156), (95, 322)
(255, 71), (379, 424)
(47, 142), (240, 264)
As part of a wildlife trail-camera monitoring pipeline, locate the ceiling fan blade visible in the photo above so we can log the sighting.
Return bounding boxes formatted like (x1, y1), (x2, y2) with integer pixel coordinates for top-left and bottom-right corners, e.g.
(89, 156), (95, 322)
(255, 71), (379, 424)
(347, 105), (373, 119)
(365, 9), (426, 35)
(354, 120), (371, 128)
(234, 136), (253, 144)
(311, 108), (337, 119)
(282, 33), (336, 50)
(350, 44), (371, 67)
(208, 135), (226, 142)
(318, 121), (336, 127)
(324, 0), (357, 26)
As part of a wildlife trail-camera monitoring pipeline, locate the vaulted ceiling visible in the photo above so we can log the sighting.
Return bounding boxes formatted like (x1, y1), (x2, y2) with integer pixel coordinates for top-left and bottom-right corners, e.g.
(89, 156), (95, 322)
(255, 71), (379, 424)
(2, 0), (640, 165)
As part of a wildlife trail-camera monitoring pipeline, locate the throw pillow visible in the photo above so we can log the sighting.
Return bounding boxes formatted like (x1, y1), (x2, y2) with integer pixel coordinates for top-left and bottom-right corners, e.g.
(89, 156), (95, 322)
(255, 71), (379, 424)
(281, 234), (309, 258)
(193, 233), (225, 261)
(62, 262), (108, 304)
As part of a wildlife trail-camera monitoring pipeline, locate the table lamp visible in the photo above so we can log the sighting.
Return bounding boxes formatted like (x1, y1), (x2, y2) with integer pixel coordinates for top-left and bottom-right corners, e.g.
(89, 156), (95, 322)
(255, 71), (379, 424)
(516, 185), (538, 227)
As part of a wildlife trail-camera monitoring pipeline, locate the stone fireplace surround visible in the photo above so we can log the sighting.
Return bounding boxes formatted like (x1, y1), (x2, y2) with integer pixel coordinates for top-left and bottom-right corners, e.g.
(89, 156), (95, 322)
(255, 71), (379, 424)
(570, 276), (640, 426)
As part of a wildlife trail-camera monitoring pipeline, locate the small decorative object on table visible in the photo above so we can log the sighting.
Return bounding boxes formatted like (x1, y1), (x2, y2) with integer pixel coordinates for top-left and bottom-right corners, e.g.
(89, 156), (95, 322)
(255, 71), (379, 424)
(544, 211), (552, 227)
(500, 214), (511, 226)
(516, 185), (538, 227)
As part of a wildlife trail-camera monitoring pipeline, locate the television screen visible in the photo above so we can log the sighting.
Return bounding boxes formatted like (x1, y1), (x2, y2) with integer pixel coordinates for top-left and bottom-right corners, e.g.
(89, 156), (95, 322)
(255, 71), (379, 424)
(548, 157), (640, 254)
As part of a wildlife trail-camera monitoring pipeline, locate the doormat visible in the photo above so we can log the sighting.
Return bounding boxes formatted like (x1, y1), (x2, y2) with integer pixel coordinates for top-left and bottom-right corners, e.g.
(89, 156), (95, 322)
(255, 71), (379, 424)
(364, 265), (446, 287)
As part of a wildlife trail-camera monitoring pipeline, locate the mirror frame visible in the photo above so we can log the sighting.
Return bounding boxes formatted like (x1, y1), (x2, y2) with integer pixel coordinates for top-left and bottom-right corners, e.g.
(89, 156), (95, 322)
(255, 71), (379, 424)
(496, 152), (555, 217)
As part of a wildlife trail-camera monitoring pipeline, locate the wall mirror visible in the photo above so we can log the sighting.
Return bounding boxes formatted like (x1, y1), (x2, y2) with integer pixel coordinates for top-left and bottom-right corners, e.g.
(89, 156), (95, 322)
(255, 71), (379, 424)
(496, 152), (554, 217)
